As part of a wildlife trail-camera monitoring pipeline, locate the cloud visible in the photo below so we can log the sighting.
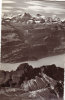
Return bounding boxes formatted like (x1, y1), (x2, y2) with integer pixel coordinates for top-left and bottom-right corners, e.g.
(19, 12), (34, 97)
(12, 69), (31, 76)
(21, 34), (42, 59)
(3, 6), (13, 9)
(2, 9), (11, 13)
(43, 6), (65, 14)
(27, 5), (65, 14)
(25, 1), (41, 6)
(2, 0), (16, 4)
(28, 6), (43, 11)
(2, 6), (14, 13)
(2, 0), (65, 20)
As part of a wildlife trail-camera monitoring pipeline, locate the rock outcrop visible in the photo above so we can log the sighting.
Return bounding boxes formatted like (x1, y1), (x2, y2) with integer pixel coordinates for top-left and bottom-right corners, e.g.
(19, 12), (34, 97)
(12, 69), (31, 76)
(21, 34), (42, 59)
(0, 63), (64, 98)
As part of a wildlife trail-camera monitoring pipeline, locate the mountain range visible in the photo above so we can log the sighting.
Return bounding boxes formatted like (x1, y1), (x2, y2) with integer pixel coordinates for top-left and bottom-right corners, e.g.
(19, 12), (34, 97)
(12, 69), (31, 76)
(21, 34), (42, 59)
(1, 13), (65, 63)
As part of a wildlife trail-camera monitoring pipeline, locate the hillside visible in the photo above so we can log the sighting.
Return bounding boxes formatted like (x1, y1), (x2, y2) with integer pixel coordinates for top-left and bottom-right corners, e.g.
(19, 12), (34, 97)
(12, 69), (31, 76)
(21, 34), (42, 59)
(1, 13), (65, 63)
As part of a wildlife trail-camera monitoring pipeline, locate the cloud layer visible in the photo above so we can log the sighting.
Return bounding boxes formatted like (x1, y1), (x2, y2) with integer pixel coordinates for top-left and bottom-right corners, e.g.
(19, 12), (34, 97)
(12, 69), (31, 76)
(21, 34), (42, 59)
(2, 0), (15, 4)
(2, 0), (65, 20)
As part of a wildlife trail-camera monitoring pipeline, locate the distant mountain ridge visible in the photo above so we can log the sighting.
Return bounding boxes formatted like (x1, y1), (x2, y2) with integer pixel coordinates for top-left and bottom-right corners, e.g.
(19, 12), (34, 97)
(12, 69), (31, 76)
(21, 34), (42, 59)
(1, 13), (65, 63)
(2, 13), (64, 23)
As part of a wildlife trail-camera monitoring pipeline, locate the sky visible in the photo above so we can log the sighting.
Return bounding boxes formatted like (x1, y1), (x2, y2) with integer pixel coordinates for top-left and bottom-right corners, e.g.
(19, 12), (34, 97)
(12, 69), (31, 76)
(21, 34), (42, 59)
(2, 0), (65, 20)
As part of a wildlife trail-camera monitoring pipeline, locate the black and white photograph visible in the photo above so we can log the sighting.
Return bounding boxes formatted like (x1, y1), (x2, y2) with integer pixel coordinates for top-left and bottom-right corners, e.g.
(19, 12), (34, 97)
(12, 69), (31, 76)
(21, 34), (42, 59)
(0, 0), (65, 100)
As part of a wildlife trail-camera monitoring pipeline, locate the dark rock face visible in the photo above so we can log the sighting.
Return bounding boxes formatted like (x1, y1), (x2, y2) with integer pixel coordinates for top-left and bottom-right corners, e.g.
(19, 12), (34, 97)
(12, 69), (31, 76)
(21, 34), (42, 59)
(0, 63), (64, 87)
(10, 63), (33, 87)
(0, 63), (64, 98)
(0, 71), (11, 87)
(40, 64), (64, 81)
(0, 63), (64, 88)
(0, 71), (6, 85)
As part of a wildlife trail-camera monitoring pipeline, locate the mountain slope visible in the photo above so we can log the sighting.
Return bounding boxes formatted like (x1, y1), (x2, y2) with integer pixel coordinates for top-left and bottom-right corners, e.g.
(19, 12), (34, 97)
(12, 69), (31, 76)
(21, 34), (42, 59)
(1, 14), (65, 63)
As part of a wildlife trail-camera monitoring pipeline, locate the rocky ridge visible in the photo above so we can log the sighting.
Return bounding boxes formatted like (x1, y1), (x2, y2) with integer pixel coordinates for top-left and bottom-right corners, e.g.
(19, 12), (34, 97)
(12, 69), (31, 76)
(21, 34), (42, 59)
(0, 63), (64, 99)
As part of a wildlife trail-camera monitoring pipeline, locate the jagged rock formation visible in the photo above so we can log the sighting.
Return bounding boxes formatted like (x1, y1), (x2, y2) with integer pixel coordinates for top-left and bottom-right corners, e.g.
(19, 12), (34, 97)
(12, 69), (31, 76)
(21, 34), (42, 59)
(0, 63), (64, 99)
(40, 64), (64, 81)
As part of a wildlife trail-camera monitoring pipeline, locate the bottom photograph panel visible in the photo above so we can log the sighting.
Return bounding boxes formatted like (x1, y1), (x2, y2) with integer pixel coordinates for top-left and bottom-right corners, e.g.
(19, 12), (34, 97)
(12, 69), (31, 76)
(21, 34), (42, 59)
(0, 62), (64, 100)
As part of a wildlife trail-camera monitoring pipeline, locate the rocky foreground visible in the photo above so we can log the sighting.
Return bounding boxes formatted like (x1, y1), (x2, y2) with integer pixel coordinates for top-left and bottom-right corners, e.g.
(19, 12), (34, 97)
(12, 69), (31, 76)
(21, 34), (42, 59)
(0, 63), (64, 100)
